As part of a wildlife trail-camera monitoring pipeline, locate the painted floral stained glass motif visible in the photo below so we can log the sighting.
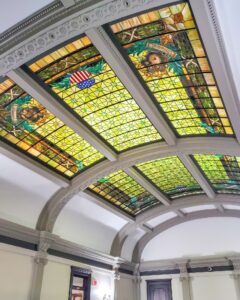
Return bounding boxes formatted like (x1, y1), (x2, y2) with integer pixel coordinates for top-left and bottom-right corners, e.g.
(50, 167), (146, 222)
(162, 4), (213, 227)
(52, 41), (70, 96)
(0, 78), (103, 178)
(110, 2), (233, 136)
(194, 154), (240, 194)
(89, 170), (160, 215)
(136, 156), (203, 198)
(28, 36), (161, 152)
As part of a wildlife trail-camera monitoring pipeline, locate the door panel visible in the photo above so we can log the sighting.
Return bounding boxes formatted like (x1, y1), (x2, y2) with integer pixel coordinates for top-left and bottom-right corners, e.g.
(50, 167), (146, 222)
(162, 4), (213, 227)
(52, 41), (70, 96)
(147, 280), (172, 300)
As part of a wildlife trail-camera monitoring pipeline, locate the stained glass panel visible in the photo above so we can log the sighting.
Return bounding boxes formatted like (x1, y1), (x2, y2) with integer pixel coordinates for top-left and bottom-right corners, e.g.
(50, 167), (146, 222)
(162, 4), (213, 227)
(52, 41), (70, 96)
(135, 156), (203, 198)
(194, 154), (240, 194)
(0, 78), (103, 177)
(110, 2), (233, 136)
(28, 36), (161, 152)
(89, 170), (160, 215)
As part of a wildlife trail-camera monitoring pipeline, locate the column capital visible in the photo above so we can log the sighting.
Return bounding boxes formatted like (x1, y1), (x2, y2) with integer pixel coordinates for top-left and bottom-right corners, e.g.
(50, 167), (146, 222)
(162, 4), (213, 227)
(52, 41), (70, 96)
(227, 255), (240, 277)
(177, 260), (190, 280)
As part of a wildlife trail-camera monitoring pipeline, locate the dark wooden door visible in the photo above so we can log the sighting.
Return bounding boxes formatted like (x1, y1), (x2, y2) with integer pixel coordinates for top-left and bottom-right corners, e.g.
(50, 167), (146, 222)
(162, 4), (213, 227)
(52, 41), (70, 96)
(147, 280), (172, 300)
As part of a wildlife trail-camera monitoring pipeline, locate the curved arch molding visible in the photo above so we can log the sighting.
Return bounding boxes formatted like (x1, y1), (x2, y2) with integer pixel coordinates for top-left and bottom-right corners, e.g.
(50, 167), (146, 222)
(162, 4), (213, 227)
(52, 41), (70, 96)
(36, 137), (240, 231)
(132, 209), (240, 262)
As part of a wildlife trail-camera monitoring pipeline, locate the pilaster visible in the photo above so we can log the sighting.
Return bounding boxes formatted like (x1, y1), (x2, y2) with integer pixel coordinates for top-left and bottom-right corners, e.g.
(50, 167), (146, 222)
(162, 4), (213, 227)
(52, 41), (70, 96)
(30, 231), (58, 300)
(177, 261), (192, 300)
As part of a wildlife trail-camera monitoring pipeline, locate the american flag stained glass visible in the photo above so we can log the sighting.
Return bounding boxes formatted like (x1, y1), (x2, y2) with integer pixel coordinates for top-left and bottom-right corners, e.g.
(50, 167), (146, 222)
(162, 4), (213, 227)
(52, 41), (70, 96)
(28, 36), (162, 152)
(0, 78), (103, 177)
(110, 2), (233, 137)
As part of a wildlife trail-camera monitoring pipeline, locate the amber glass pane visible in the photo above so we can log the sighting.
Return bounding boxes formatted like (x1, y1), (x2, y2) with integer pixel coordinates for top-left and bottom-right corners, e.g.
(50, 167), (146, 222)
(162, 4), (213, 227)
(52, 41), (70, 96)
(28, 36), (161, 152)
(111, 2), (233, 136)
(89, 170), (160, 215)
(0, 78), (103, 177)
(136, 156), (203, 198)
(194, 154), (240, 194)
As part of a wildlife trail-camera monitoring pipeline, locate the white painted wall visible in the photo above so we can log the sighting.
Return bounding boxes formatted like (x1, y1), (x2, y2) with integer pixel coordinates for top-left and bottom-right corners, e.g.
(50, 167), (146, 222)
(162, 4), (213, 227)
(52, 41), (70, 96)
(0, 243), (116, 300)
(54, 194), (127, 254)
(0, 244), (34, 300)
(0, 153), (59, 228)
(142, 217), (240, 261)
(191, 273), (238, 300)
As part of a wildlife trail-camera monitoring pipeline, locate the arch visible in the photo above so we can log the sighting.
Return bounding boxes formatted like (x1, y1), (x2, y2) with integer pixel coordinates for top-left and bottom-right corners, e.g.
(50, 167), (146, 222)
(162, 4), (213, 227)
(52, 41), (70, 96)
(110, 194), (240, 256)
(132, 209), (240, 262)
(36, 138), (240, 232)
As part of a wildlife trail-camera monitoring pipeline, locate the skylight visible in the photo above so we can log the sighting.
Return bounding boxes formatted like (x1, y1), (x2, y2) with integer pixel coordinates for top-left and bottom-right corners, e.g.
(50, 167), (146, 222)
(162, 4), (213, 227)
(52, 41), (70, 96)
(0, 78), (103, 177)
(109, 2), (233, 136)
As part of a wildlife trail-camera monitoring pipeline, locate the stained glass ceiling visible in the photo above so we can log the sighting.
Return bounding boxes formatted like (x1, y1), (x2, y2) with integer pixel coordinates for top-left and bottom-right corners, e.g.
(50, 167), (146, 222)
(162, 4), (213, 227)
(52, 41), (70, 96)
(135, 156), (203, 199)
(0, 1), (239, 216)
(27, 35), (161, 152)
(0, 78), (103, 178)
(110, 2), (233, 137)
(88, 170), (160, 215)
(193, 154), (240, 195)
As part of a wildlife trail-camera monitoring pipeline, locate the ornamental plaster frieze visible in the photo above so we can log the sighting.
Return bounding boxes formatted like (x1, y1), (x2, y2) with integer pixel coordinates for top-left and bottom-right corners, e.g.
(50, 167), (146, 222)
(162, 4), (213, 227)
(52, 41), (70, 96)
(0, 0), (174, 76)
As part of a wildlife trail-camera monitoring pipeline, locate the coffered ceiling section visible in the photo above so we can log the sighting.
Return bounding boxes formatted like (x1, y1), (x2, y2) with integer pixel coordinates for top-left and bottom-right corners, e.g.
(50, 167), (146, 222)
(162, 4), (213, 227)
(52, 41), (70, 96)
(0, 78), (103, 178)
(109, 2), (233, 136)
(27, 35), (161, 152)
(0, 0), (239, 216)
(88, 170), (160, 215)
(193, 154), (240, 194)
(135, 156), (203, 199)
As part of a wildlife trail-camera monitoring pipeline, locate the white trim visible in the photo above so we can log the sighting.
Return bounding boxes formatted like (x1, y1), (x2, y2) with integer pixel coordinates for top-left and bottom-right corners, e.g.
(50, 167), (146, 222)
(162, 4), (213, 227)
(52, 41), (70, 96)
(179, 154), (216, 199)
(124, 167), (170, 206)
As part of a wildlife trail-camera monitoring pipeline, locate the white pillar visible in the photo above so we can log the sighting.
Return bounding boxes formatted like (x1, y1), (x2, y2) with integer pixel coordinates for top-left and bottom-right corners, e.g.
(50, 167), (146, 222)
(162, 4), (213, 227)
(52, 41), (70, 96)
(178, 261), (192, 300)
(113, 263), (121, 300)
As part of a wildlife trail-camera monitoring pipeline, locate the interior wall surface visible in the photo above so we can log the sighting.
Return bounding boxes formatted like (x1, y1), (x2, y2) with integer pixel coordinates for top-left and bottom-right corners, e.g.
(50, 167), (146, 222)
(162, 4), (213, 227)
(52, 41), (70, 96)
(0, 243), (121, 300)
(140, 272), (238, 300)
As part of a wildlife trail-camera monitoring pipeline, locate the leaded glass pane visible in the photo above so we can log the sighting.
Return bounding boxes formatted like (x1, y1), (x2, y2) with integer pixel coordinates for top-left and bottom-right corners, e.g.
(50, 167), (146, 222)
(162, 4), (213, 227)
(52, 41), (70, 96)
(0, 78), (103, 177)
(89, 170), (160, 215)
(28, 36), (161, 152)
(194, 154), (240, 194)
(110, 2), (233, 136)
(136, 156), (203, 198)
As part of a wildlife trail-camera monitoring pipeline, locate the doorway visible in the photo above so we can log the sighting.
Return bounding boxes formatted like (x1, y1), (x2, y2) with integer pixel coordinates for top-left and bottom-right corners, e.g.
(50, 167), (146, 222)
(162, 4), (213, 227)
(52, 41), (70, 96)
(147, 280), (172, 300)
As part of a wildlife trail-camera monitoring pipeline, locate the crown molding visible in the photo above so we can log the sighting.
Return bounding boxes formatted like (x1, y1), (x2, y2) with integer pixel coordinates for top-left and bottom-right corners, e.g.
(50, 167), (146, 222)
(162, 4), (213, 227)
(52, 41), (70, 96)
(0, 0), (175, 76)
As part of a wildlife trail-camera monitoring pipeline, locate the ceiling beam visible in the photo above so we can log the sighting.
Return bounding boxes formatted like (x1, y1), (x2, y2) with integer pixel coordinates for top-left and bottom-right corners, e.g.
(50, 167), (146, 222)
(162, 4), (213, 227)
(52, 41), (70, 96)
(7, 68), (117, 162)
(86, 27), (176, 146)
(0, 140), (69, 187)
(178, 154), (216, 199)
(124, 167), (171, 206)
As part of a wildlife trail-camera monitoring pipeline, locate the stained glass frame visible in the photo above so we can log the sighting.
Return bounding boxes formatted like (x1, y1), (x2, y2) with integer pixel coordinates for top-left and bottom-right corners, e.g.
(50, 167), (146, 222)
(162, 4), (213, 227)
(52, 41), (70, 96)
(133, 156), (204, 199)
(24, 34), (162, 153)
(105, 1), (234, 138)
(192, 154), (240, 195)
(88, 170), (161, 216)
(0, 77), (105, 179)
